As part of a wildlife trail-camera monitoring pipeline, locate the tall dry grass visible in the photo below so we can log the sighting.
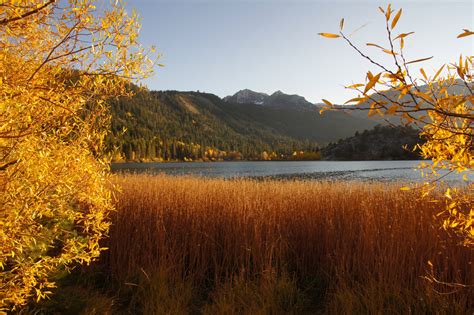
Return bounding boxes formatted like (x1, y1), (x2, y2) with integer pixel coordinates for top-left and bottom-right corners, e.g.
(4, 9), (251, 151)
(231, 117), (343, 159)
(100, 174), (473, 313)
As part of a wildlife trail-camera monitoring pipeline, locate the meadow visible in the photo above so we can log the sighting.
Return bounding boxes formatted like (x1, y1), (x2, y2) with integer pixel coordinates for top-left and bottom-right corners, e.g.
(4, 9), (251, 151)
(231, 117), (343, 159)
(32, 174), (473, 314)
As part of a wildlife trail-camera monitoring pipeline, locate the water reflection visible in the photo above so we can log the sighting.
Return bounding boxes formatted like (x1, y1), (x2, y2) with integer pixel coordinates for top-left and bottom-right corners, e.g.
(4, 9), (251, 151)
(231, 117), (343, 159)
(112, 160), (471, 184)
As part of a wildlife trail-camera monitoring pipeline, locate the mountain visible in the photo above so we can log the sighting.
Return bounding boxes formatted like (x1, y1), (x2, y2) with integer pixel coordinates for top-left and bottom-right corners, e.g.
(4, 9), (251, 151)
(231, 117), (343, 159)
(336, 81), (472, 125)
(107, 89), (377, 162)
(322, 125), (423, 161)
(223, 89), (268, 105)
(224, 89), (315, 110)
(264, 90), (315, 109)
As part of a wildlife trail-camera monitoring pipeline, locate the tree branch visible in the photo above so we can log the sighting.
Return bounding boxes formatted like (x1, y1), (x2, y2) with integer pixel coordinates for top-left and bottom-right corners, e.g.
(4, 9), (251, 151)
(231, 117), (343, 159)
(0, 0), (55, 26)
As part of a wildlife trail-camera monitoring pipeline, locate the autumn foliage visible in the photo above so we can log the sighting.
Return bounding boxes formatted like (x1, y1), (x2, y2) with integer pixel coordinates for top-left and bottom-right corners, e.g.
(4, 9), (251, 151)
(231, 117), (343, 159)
(319, 4), (473, 246)
(0, 0), (154, 309)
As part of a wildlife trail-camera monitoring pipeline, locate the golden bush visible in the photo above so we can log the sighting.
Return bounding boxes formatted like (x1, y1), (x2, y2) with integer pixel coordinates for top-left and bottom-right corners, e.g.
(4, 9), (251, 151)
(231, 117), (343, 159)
(0, 0), (155, 309)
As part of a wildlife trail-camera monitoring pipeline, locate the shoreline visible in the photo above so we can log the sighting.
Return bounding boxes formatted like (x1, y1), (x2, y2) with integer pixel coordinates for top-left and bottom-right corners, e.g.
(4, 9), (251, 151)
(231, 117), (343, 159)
(111, 158), (425, 164)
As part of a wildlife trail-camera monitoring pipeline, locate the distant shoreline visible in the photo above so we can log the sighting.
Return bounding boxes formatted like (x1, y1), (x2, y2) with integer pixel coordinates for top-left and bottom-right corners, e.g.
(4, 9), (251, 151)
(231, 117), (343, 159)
(110, 160), (470, 184)
(111, 158), (424, 165)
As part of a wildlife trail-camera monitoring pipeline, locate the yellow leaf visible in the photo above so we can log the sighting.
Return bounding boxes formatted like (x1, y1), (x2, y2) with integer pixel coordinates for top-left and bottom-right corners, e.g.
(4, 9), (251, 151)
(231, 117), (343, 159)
(400, 186), (410, 191)
(391, 9), (402, 29)
(413, 90), (434, 103)
(398, 86), (411, 99)
(346, 83), (364, 89)
(364, 73), (381, 94)
(368, 107), (377, 117)
(322, 99), (333, 106)
(318, 32), (340, 38)
(386, 104), (398, 114)
(445, 188), (452, 199)
(344, 97), (363, 104)
(367, 71), (374, 81)
(319, 107), (330, 114)
(456, 66), (465, 79)
(385, 4), (392, 21)
(406, 56), (433, 65)
(382, 49), (398, 56)
(366, 43), (385, 49)
(432, 64), (445, 81)
(420, 68), (428, 80)
(394, 32), (415, 40)
(457, 30), (474, 38)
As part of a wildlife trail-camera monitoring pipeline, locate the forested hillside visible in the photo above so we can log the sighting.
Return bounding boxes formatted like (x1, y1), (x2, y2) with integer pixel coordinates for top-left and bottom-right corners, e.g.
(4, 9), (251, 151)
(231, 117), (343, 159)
(322, 125), (423, 160)
(107, 90), (377, 161)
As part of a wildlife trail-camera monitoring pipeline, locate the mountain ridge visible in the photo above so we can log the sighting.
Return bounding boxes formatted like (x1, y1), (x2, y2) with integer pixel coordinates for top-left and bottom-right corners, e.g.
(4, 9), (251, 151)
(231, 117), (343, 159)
(107, 89), (377, 161)
(224, 89), (315, 110)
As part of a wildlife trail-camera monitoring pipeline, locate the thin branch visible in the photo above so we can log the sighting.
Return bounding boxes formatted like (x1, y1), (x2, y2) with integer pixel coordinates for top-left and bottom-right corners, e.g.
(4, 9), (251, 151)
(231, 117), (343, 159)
(0, 160), (17, 171)
(339, 31), (394, 75)
(0, 0), (55, 26)
(28, 21), (81, 82)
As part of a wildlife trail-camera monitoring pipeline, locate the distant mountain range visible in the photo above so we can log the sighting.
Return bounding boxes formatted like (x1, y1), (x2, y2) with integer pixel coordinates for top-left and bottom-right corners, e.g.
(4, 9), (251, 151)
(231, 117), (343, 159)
(223, 89), (315, 109)
(107, 89), (378, 161)
(108, 83), (471, 162)
(337, 81), (472, 125)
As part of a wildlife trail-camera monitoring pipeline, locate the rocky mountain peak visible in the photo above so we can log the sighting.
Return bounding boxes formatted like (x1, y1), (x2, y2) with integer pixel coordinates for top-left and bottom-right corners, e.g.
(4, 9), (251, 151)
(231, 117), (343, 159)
(224, 89), (315, 110)
(223, 89), (268, 105)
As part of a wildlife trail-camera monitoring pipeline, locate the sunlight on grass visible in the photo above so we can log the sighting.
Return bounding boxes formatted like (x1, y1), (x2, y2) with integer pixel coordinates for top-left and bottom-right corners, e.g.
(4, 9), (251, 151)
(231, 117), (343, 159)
(93, 175), (473, 313)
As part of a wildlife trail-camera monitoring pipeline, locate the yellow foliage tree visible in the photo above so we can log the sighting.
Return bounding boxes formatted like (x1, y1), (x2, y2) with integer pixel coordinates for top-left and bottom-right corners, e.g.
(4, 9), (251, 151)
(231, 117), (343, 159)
(0, 0), (155, 309)
(319, 4), (473, 245)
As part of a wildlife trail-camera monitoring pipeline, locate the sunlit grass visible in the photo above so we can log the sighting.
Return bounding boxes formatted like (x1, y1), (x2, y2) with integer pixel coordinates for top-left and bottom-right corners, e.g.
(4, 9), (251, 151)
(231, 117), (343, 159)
(87, 174), (473, 313)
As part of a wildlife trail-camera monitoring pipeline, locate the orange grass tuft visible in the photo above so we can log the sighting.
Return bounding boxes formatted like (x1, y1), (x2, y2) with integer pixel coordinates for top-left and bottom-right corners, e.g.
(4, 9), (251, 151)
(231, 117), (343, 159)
(101, 174), (473, 312)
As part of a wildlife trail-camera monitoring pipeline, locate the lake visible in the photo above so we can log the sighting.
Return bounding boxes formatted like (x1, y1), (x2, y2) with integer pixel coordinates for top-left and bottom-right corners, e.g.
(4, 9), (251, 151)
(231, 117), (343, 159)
(112, 160), (470, 183)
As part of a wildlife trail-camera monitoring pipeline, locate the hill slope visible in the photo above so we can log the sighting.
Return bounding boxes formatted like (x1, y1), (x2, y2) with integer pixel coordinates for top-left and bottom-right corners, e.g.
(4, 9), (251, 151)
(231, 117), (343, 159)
(337, 81), (472, 125)
(107, 90), (377, 161)
(322, 125), (423, 160)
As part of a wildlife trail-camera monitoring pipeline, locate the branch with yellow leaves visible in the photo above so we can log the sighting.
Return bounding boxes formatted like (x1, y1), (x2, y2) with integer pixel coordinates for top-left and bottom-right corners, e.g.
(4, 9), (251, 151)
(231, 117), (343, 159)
(0, 0), (55, 26)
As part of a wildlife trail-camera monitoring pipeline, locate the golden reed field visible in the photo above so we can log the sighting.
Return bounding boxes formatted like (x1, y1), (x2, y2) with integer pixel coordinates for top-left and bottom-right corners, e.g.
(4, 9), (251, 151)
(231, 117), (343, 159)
(65, 174), (471, 314)
(31, 174), (472, 314)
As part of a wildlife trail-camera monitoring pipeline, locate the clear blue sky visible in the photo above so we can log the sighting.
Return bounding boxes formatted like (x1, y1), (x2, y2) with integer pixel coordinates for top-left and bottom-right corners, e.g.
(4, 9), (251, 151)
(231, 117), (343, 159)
(127, 0), (473, 104)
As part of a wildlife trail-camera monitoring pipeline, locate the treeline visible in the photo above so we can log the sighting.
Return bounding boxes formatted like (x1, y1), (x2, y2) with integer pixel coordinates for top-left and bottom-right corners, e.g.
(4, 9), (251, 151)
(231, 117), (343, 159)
(105, 90), (421, 162)
(321, 125), (423, 160)
(106, 90), (321, 162)
(108, 138), (321, 162)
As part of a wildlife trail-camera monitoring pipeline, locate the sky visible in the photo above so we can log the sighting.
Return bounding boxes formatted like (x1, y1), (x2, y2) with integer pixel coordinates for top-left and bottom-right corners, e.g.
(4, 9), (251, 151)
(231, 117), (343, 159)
(127, 0), (474, 104)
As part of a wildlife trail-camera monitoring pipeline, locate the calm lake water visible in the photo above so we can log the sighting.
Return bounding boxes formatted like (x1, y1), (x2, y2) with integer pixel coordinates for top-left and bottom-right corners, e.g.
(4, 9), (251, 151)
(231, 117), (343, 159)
(112, 160), (470, 183)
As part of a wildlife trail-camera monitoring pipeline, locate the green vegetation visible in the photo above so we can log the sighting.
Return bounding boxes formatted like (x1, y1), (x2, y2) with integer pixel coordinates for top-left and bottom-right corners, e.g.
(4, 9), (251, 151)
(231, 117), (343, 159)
(106, 90), (376, 162)
(106, 90), (422, 162)
(322, 125), (423, 160)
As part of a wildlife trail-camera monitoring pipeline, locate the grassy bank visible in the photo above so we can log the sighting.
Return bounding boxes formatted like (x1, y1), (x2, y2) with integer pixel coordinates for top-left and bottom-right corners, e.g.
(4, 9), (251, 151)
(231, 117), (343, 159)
(31, 175), (473, 314)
